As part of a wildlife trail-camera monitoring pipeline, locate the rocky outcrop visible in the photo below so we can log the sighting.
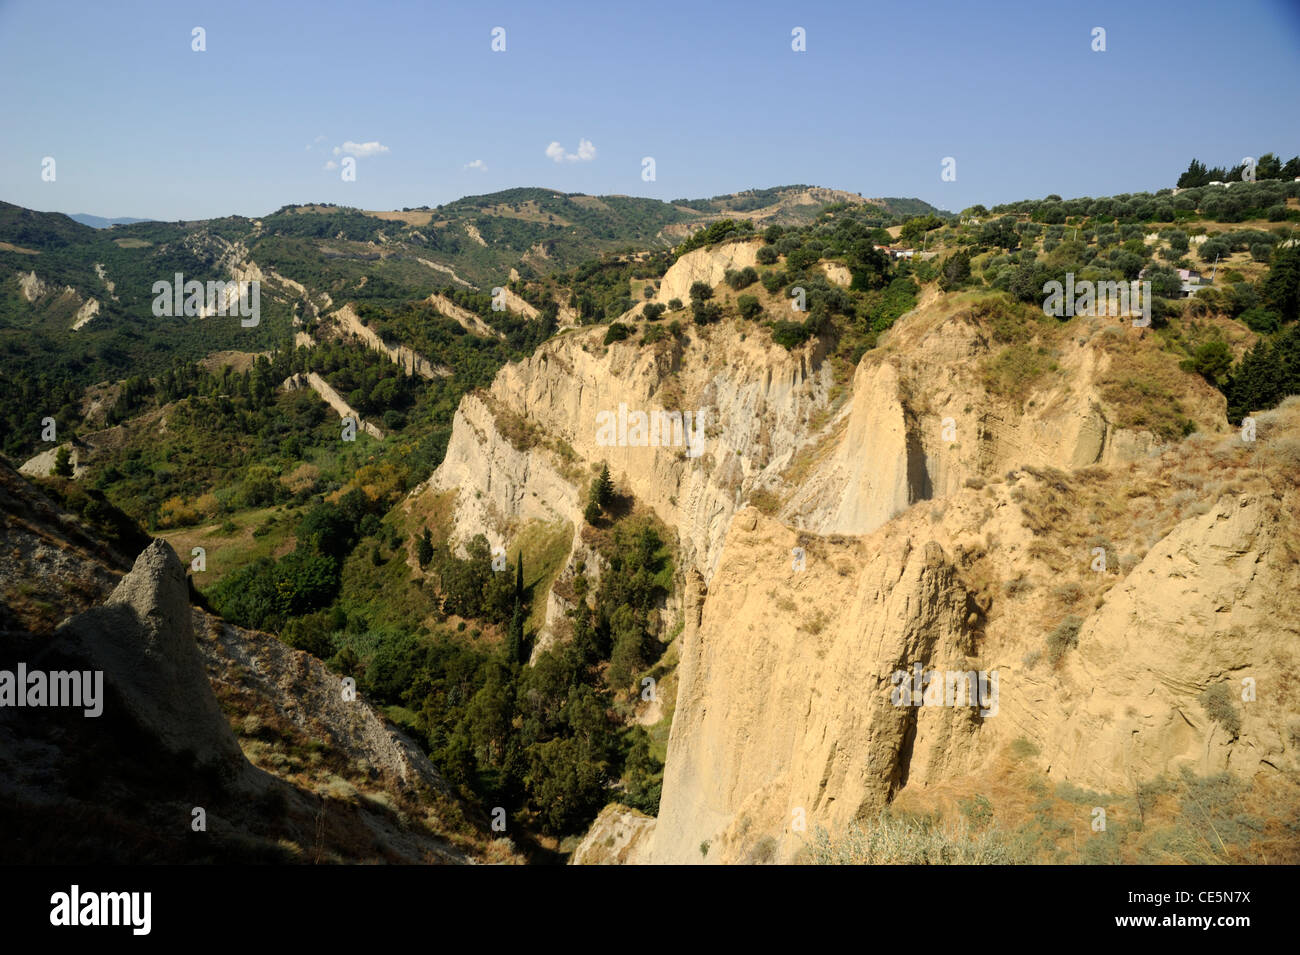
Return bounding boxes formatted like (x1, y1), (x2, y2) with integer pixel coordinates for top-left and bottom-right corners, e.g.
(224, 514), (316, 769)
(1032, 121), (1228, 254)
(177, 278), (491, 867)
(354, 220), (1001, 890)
(331, 303), (452, 378)
(571, 805), (656, 864)
(197, 612), (453, 799)
(18, 443), (86, 479)
(0, 464), (501, 862)
(282, 371), (384, 439)
(17, 270), (47, 302)
(425, 319), (834, 581)
(423, 266), (1288, 864)
(650, 509), (979, 864)
(654, 239), (762, 305)
(70, 296), (99, 330)
(417, 257), (477, 289)
(782, 304), (1221, 537)
(428, 294), (503, 338)
(822, 262), (852, 286)
(647, 403), (1300, 863)
(499, 287), (539, 319)
(51, 540), (246, 767)
(1041, 493), (1296, 788)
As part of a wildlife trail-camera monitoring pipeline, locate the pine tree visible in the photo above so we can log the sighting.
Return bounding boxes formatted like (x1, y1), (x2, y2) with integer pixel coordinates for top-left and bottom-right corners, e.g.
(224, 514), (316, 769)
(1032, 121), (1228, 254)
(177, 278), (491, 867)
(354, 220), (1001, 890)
(416, 527), (434, 569)
(589, 462), (615, 513)
(514, 552), (524, 603)
(51, 445), (73, 478)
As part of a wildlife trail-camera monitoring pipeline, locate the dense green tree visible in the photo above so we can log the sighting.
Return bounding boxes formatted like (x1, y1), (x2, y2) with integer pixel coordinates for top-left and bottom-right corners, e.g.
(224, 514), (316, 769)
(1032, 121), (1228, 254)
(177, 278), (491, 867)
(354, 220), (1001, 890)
(507, 603), (526, 665)
(1183, 340), (1234, 385)
(692, 301), (722, 324)
(725, 266), (758, 290)
(1224, 323), (1300, 422)
(620, 729), (663, 815)
(1200, 239), (1230, 265)
(898, 215), (943, 247)
(416, 528), (434, 569)
(940, 251), (972, 291)
(51, 445), (73, 477)
(1261, 245), (1300, 323)
(590, 463), (615, 511)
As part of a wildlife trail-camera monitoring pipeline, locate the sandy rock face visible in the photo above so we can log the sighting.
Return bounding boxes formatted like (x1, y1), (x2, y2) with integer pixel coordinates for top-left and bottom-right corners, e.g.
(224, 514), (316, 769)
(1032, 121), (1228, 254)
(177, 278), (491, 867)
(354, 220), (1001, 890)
(1041, 494), (1297, 790)
(18, 443), (86, 479)
(650, 510), (980, 864)
(331, 303), (451, 379)
(649, 483), (1300, 863)
(426, 320), (834, 580)
(196, 612), (455, 799)
(70, 297), (99, 330)
(655, 239), (762, 305)
(571, 804), (656, 864)
(17, 270), (48, 301)
(52, 540), (245, 766)
(783, 308), (1203, 538)
(283, 371), (384, 439)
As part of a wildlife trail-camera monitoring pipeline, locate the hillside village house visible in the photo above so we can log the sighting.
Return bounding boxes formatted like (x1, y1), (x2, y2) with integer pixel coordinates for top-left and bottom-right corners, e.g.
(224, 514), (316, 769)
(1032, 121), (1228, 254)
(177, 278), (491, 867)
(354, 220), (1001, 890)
(875, 245), (914, 259)
(1139, 266), (1206, 299)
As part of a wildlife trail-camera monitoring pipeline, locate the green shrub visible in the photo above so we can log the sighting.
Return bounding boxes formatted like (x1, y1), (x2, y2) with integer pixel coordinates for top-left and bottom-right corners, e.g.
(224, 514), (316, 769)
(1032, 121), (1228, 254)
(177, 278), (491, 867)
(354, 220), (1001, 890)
(641, 324), (670, 345)
(805, 813), (1030, 865)
(692, 301), (722, 324)
(1009, 737), (1040, 761)
(725, 266), (758, 290)
(770, 321), (812, 349)
(1198, 683), (1241, 737)
(736, 294), (762, 319)
(1046, 615), (1083, 663)
(1237, 306), (1280, 333)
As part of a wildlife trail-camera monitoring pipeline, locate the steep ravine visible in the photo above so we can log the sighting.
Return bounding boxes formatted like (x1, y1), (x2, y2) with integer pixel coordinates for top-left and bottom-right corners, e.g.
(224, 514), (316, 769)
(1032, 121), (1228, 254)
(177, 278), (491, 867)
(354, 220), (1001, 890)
(418, 248), (1283, 864)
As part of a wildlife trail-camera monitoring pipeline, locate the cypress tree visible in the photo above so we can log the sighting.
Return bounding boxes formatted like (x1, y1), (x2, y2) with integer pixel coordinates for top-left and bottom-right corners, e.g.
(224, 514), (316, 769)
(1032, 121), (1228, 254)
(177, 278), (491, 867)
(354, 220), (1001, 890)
(507, 602), (525, 665)
(416, 527), (434, 569)
(590, 463), (614, 511)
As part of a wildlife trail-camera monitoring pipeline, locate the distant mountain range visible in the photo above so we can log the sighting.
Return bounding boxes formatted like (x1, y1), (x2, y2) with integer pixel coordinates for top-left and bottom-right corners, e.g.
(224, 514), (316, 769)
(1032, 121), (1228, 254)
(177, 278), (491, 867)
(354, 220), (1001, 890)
(0, 185), (944, 449)
(67, 213), (154, 229)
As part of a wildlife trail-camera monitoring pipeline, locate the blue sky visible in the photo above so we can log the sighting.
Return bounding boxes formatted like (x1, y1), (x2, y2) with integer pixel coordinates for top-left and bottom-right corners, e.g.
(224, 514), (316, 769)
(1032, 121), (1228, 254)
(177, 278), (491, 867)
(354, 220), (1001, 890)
(2, 0), (1298, 220)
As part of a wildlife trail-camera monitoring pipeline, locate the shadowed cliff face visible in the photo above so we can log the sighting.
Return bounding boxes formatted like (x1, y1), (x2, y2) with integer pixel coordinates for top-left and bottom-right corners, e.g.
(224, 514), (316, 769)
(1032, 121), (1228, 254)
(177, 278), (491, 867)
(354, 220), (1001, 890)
(0, 464), (503, 863)
(52, 540), (246, 766)
(645, 401), (1300, 864)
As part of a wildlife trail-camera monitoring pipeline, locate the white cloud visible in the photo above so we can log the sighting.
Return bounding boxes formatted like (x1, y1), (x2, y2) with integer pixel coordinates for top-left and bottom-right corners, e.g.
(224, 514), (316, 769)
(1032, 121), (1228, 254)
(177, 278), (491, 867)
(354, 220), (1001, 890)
(306, 134), (326, 150)
(323, 160), (338, 171)
(545, 138), (596, 163)
(333, 141), (390, 158)
(465, 159), (487, 171)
